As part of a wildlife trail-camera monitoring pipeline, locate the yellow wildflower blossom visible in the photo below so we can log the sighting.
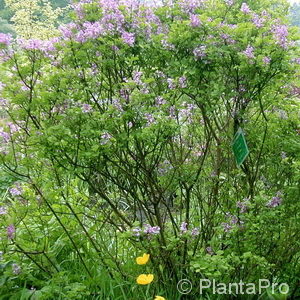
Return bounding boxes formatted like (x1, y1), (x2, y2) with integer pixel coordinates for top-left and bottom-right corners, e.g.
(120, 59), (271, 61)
(136, 274), (154, 285)
(136, 253), (150, 265)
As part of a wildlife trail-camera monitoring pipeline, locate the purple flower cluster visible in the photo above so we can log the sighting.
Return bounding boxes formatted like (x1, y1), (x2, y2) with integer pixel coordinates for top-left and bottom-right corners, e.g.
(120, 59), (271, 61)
(220, 33), (236, 45)
(193, 45), (207, 58)
(242, 45), (255, 60)
(161, 39), (175, 50)
(0, 128), (10, 143)
(112, 98), (123, 112)
(143, 224), (161, 235)
(240, 3), (251, 14)
(17, 38), (59, 55)
(81, 103), (93, 113)
(9, 183), (23, 196)
(222, 213), (242, 232)
(0, 97), (8, 108)
(191, 227), (200, 236)
(252, 13), (265, 28)
(272, 23), (289, 49)
(132, 228), (141, 236)
(179, 0), (207, 14)
(0, 33), (12, 46)
(144, 113), (155, 126)
(206, 246), (214, 255)
(7, 224), (15, 239)
(292, 57), (300, 65)
(0, 206), (7, 215)
(82, 21), (104, 39)
(167, 78), (175, 90)
(59, 23), (77, 39)
(12, 263), (21, 275)
(179, 222), (200, 236)
(190, 14), (201, 27)
(266, 191), (283, 208)
(121, 32), (135, 47)
(180, 222), (188, 234)
(155, 96), (166, 106)
(222, 222), (233, 232)
(236, 198), (249, 213)
(178, 76), (187, 88)
(133, 71), (143, 85)
(178, 105), (195, 124)
(132, 224), (161, 236)
(100, 132), (112, 145)
(263, 56), (271, 64)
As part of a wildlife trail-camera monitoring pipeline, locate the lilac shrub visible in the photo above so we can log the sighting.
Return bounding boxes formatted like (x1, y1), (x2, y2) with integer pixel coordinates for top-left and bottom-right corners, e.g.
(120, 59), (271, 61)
(0, 0), (299, 297)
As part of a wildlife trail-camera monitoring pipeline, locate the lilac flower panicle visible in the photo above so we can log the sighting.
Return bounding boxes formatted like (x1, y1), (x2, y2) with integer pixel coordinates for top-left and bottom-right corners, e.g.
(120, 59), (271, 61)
(193, 45), (207, 58)
(9, 183), (23, 196)
(169, 105), (176, 119)
(180, 222), (188, 233)
(0, 98), (7, 107)
(263, 56), (271, 64)
(0, 33), (12, 46)
(0, 206), (7, 215)
(112, 98), (123, 112)
(132, 228), (141, 236)
(81, 103), (93, 113)
(179, 0), (207, 13)
(112, 45), (119, 51)
(272, 24), (289, 49)
(236, 198), (249, 213)
(222, 222), (232, 232)
(161, 39), (175, 50)
(155, 96), (166, 106)
(167, 78), (175, 89)
(179, 76), (187, 88)
(240, 3), (251, 14)
(243, 45), (255, 59)
(59, 22), (77, 39)
(100, 132), (112, 145)
(155, 70), (166, 79)
(12, 263), (21, 275)
(252, 14), (264, 28)
(190, 14), (201, 27)
(267, 191), (283, 208)
(7, 224), (15, 239)
(225, 0), (234, 6)
(206, 246), (214, 255)
(144, 224), (160, 234)
(133, 71), (143, 85)
(144, 113), (155, 126)
(191, 227), (200, 236)
(0, 129), (10, 143)
(230, 215), (239, 225)
(121, 32), (135, 47)
(292, 57), (300, 65)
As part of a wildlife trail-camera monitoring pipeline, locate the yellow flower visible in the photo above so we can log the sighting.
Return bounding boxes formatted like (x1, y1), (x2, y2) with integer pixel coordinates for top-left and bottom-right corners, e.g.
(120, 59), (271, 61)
(154, 296), (166, 300)
(136, 274), (154, 285)
(136, 253), (150, 265)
